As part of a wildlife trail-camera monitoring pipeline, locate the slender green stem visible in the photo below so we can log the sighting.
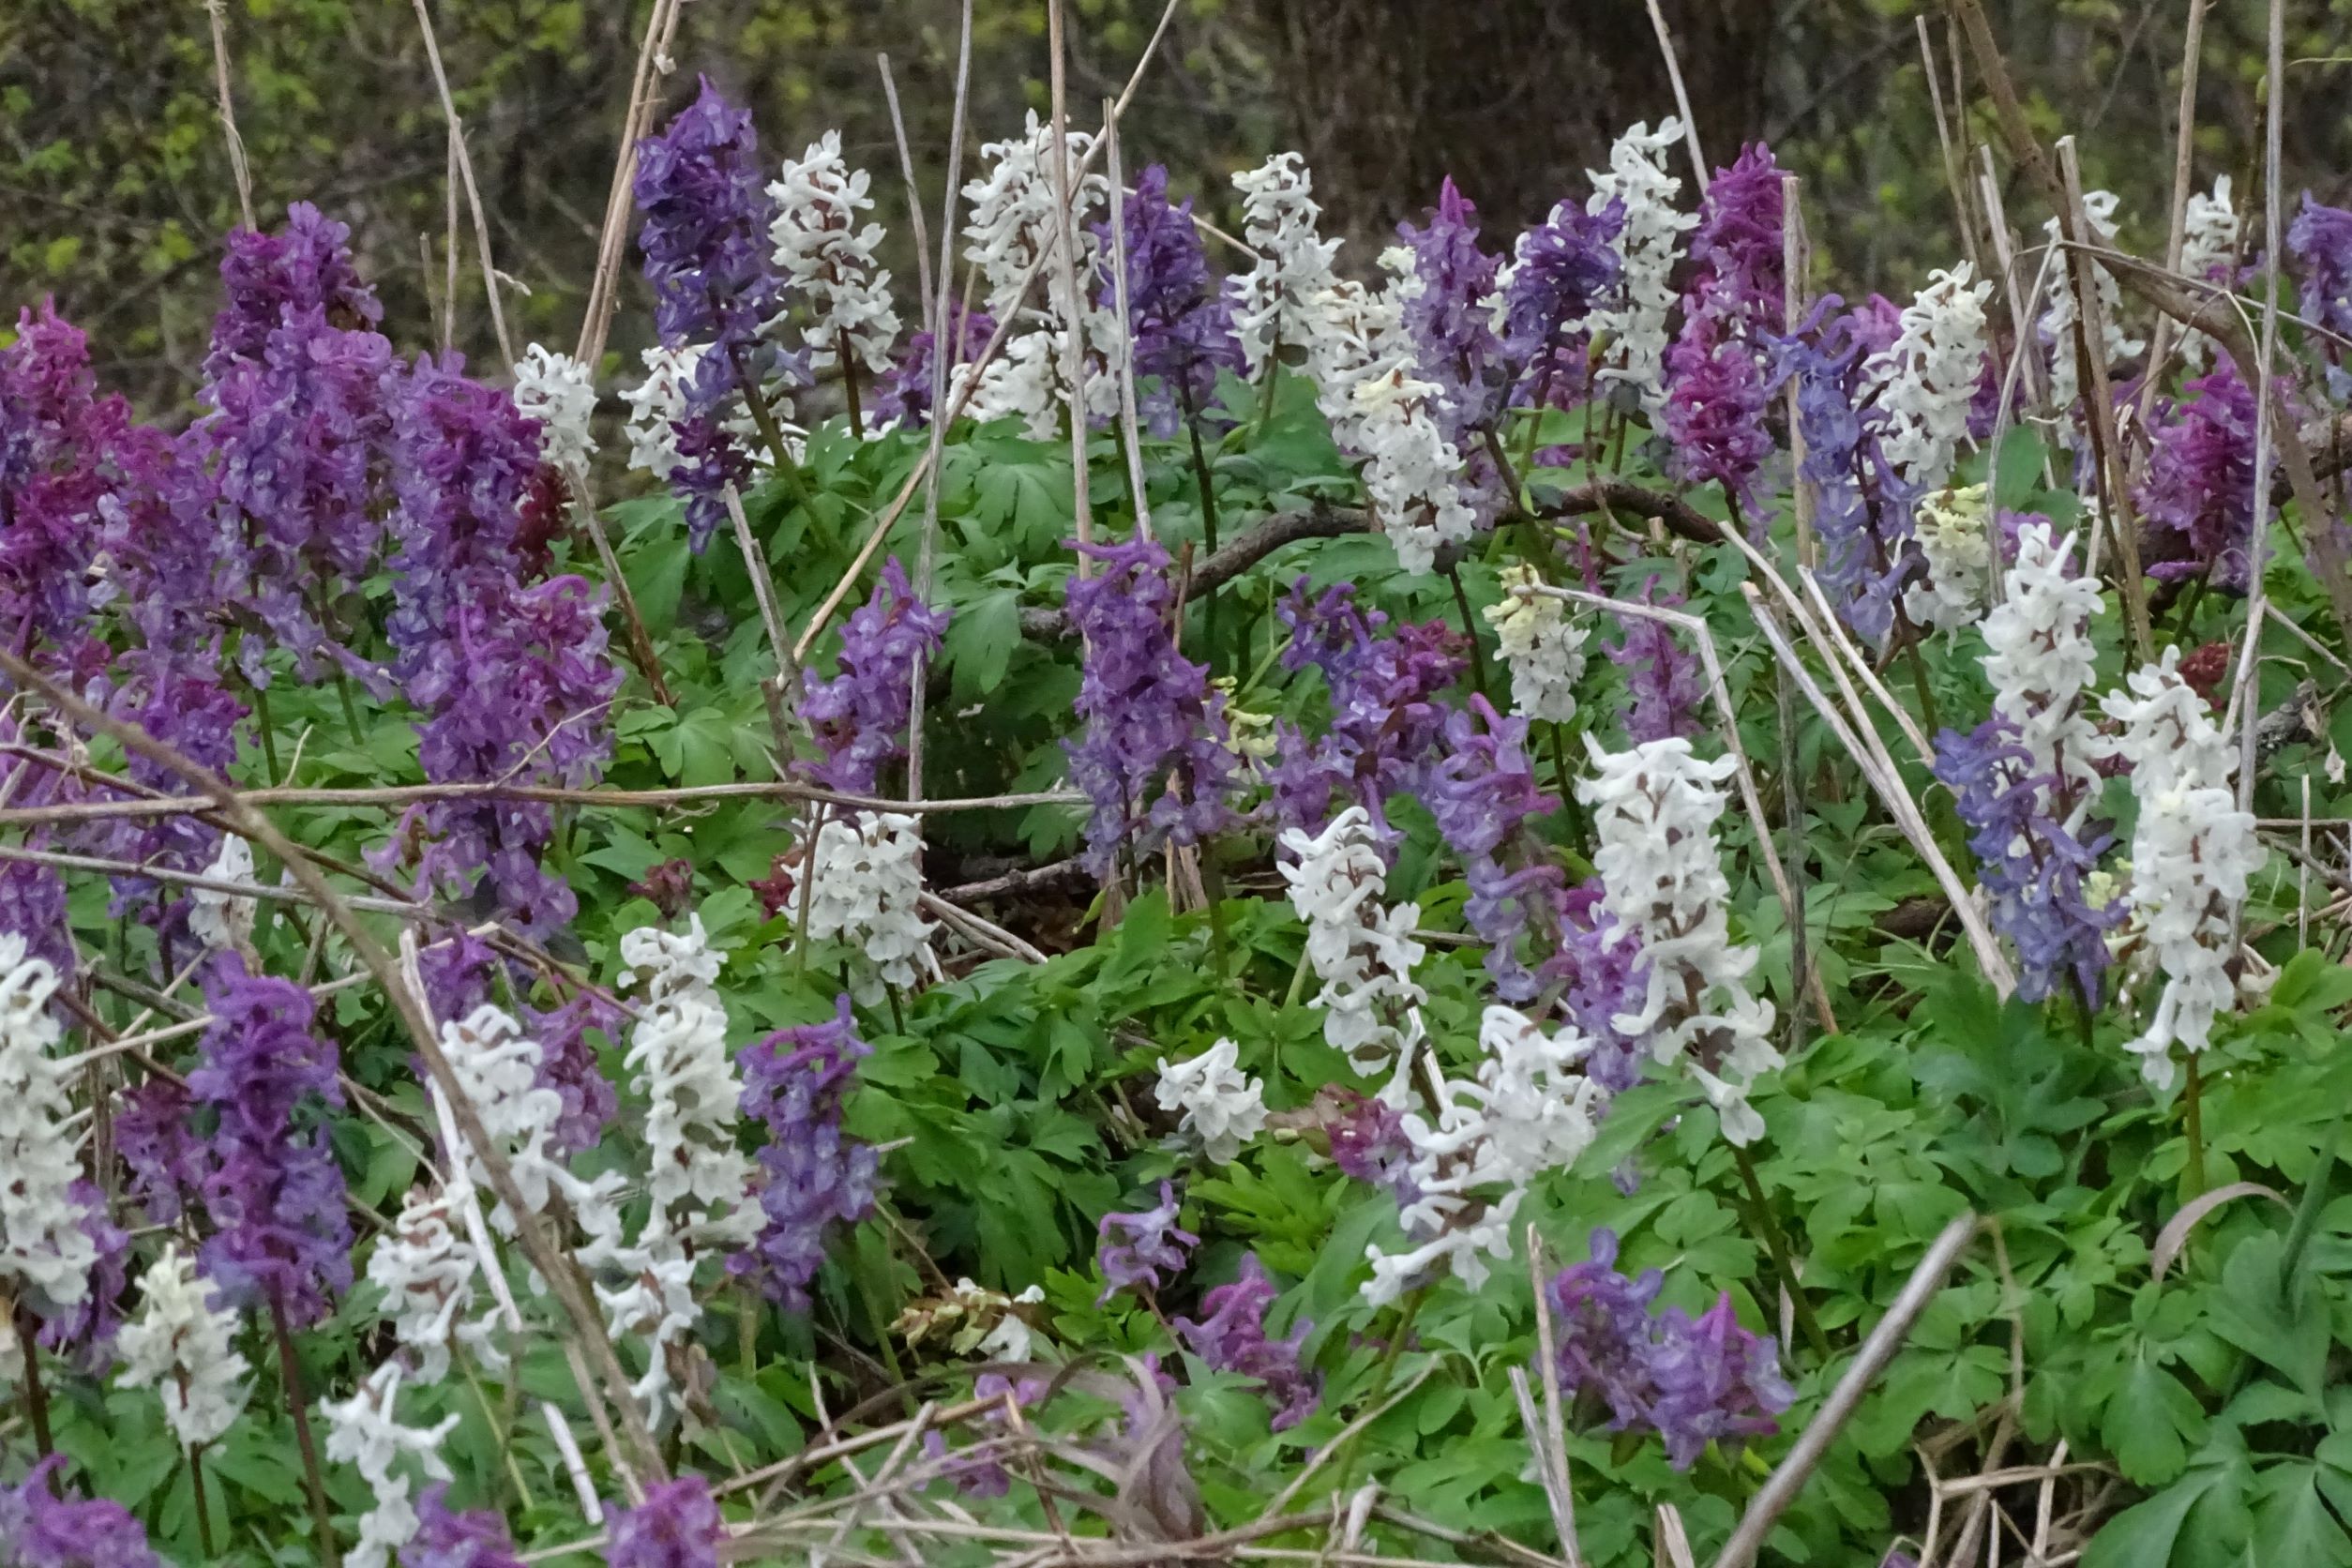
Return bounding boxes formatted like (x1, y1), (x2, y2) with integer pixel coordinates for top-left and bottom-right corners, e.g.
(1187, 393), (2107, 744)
(1445, 564), (1493, 706)
(1331, 1289), (1424, 1498)
(334, 671), (364, 746)
(2183, 1051), (2208, 1199)
(188, 1444), (216, 1558)
(727, 341), (812, 507)
(1176, 379), (1224, 671)
(1731, 1148), (1832, 1362)
(251, 680), (281, 785)
(269, 1293), (343, 1568)
(839, 332), (866, 440)
(1891, 608), (1944, 739)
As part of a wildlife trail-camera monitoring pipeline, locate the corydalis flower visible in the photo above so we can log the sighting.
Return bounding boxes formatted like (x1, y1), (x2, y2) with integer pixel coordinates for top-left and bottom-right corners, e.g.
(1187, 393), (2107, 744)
(1683, 144), (1785, 335)
(800, 559), (949, 792)
(1868, 263), (1992, 494)
(1175, 1254), (1321, 1430)
(1350, 361), (1482, 575)
(867, 304), (995, 431)
(188, 956), (353, 1327)
(323, 1360), (460, 1568)
(1365, 1006), (1603, 1305)
(0, 1456), (161, 1568)
(1279, 807), (1428, 1074)
(2135, 356), (2264, 592)
(1153, 1038), (1268, 1162)
(1500, 198), (1622, 411)
(2100, 651), (2264, 1086)
(1429, 697), (1563, 1003)
(604, 1476), (726, 1568)
(1231, 153), (1343, 376)
(2038, 189), (2141, 417)
(0, 934), (101, 1322)
(1603, 589), (1704, 743)
(1545, 1229), (1792, 1470)
(1663, 312), (1772, 501)
(1096, 1180), (1197, 1304)
(767, 129), (902, 377)
(403, 1485), (528, 1568)
(1063, 535), (1238, 874)
(1396, 176), (1504, 441)
(1905, 482), (1992, 632)
(1587, 120), (1696, 411)
(733, 995), (879, 1310)
(512, 344), (598, 471)
(795, 811), (938, 1002)
(1579, 739), (1779, 1146)
(635, 77), (798, 550)
(1484, 565), (1590, 723)
(1101, 164), (1243, 436)
(2288, 194), (2352, 348)
(209, 201), (381, 371)
(1268, 581), (1462, 836)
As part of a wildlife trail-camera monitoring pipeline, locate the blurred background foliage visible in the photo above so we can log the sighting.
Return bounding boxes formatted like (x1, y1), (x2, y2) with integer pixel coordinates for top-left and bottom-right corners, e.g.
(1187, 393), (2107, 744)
(9, 0), (2352, 407)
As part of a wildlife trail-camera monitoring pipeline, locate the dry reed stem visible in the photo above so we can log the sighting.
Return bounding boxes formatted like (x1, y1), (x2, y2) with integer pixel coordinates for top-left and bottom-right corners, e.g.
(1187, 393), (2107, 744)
(204, 0), (256, 231)
(1712, 1213), (1980, 1568)
(1643, 0), (1710, 192)
(576, 0), (685, 371)
(1104, 106), (1155, 544)
(411, 0), (515, 365)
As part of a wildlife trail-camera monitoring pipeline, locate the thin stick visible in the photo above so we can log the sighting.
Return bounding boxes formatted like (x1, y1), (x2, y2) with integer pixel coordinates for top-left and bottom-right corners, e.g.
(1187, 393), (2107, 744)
(1918, 14), (1982, 279)
(1047, 0), (1096, 571)
(907, 0), (976, 805)
(1711, 1214), (1980, 1568)
(1644, 0), (1710, 191)
(204, 0), (256, 231)
(564, 460), (674, 705)
(721, 484), (798, 721)
(271, 1294), (343, 1568)
(1524, 1226), (1584, 1568)
(576, 0), (685, 371)
(2138, 0), (2209, 425)
(2232, 0), (2286, 823)
(876, 55), (935, 333)
(1783, 173), (1814, 569)
(1104, 103), (1154, 544)
(411, 0), (515, 365)
(0, 649), (671, 1482)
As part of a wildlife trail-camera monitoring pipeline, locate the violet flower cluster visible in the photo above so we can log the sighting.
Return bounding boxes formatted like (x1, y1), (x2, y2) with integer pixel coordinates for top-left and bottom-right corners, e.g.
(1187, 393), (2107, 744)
(1173, 1253), (1322, 1429)
(602, 1475), (726, 1568)
(1096, 1180), (1198, 1304)
(378, 354), (621, 939)
(2288, 195), (2352, 351)
(1769, 299), (1922, 650)
(1062, 535), (1239, 874)
(1324, 1088), (1418, 1205)
(1398, 177), (1506, 444)
(800, 559), (951, 792)
(2135, 356), (2264, 592)
(634, 77), (800, 550)
(1602, 586), (1705, 743)
(1545, 1229), (1794, 1470)
(186, 957), (354, 1328)
(1428, 696), (1564, 1003)
(1267, 580), (1463, 837)
(1541, 880), (1651, 1093)
(401, 1485), (528, 1568)
(417, 929), (617, 1157)
(1935, 716), (2119, 1005)
(1099, 164), (1244, 436)
(731, 995), (880, 1310)
(1500, 197), (1623, 414)
(1662, 145), (1784, 502)
(0, 1456), (161, 1568)
(867, 303), (995, 430)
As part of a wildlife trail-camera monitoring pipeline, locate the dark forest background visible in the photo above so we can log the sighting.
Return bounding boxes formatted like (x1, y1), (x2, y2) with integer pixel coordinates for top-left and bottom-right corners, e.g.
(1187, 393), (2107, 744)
(9, 0), (2352, 403)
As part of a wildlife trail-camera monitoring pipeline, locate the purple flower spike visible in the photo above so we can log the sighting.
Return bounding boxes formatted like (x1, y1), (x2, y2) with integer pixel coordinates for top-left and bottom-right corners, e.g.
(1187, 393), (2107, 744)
(115, 1078), (204, 1224)
(1684, 145), (1786, 335)
(1324, 1089), (1418, 1206)
(603, 1475), (725, 1568)
(1063, 536), (1239, 874)
(1541, 880), (1650, 1093)
(1398, 177), (1505, 441)
(1934, 717), (2119, 1005)
(634, 77), (800, 550)
(1096, 1180), (1198, 1304)
(1502, 198), (1623, 413)
(1269, 580), (1463, 837)
(0, 1456), (162, 1568)
(209, 202), (383, 373)
(2135, 356), (2264, 592)
(2288, 194), (2352, 348)
(1649, 1293), (1797, 1470)
(731, 996), (880, 1310)
(802, 559), (951, 792)
(188, 956), (353, 1328)
(1545, 1229), (1792, 1471)
(1429, 696), (1562, 1002)
(1099, 165), (1244, 437)
(1174, 1253), (1322, 1429)
(868, 304), (995, 430)
(1664, 313), (1772, 503)
(36, 1183), (129, 1370)
(402, 1485), (527, 1568)
(1605, 584), (1706, 744)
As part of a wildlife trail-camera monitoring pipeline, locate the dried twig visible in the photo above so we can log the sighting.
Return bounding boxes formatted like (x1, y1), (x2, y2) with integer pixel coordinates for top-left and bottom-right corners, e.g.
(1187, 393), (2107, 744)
(410, 0), (515, 364)
(204, 0), (256, 231)
(1711, 1214), (1980, 1568)
(1643, 0), (1709, 191)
